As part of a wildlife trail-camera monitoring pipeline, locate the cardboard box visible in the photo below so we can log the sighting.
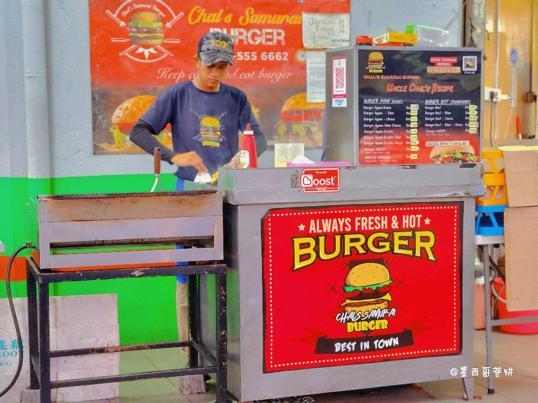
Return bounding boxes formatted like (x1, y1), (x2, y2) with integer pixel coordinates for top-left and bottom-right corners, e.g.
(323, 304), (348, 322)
(503, 150), (538, 207)
(504, 207), (538, 311)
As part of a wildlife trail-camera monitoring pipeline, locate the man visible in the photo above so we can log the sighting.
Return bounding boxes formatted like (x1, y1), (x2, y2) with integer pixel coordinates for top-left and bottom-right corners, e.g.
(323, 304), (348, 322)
(130, 31), (266, 189)
(130, 31), (266, 393)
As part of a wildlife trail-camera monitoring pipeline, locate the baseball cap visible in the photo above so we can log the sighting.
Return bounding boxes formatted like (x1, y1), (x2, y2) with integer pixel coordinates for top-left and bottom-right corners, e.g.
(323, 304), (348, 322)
(197, 31), (234, 66)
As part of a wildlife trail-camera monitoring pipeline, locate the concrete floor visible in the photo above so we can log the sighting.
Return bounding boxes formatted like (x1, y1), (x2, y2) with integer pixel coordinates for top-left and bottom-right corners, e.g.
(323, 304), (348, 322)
(64, 329), (538, 403)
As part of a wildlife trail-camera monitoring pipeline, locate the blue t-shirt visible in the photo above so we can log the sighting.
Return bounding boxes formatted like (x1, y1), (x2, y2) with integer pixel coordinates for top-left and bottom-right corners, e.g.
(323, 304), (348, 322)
(140, 81), (253, 181)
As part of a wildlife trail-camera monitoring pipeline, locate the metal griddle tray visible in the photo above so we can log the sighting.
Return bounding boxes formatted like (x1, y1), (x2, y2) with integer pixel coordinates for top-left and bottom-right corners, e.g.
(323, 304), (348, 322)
(37, 191), (223, 271)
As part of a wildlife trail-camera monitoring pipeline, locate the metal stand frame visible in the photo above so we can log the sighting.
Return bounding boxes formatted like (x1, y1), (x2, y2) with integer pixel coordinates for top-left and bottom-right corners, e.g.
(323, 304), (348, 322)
(479, 237), (538, 394)
(25, 257), (228, 403)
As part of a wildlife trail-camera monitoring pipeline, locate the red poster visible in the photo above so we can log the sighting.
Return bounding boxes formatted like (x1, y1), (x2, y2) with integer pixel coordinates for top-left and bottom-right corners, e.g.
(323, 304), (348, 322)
(262, 202), (462, 372)
(89, 0), (350, 154)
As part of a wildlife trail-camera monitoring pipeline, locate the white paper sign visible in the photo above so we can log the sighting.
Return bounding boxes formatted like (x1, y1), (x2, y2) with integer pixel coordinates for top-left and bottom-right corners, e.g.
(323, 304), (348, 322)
(306, 51), (326, 103)
(302, 13), (350, 49)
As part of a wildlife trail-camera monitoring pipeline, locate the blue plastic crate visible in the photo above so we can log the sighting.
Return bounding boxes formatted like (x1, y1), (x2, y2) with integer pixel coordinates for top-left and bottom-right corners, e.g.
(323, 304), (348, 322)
(475, 204), (506, 236)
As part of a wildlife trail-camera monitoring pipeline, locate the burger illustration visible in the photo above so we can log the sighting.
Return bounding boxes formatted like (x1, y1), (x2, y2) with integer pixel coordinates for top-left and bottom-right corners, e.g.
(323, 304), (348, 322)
(429, 145), (477, 164)
(367, 51), (384, 68)
(341, 262), (393, 314)
(275, 92), (325, 147)
(194, 115), (224, 147)
(102, 95), (171, 153)
(128, 11), (165, 46)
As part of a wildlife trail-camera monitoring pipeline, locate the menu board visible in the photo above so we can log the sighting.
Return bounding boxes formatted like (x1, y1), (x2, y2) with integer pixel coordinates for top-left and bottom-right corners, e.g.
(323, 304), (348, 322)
(358, 49), (481, 165)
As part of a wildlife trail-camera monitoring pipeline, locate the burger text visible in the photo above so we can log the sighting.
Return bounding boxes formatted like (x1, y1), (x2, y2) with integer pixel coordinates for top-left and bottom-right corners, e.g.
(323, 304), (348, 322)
(292, 230), (436, 271)
(189, 6), (301, 27)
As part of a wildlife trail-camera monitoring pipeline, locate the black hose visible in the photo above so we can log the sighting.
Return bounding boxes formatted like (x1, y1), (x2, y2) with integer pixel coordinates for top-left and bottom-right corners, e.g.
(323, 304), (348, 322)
(0, 243), (37, 399)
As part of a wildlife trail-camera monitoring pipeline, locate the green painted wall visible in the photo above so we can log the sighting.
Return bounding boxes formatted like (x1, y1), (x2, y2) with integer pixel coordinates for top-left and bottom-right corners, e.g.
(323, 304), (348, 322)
(1, 173), (182, 344)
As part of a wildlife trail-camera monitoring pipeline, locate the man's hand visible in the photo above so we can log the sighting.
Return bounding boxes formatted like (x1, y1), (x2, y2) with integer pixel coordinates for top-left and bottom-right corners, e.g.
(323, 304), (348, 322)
(223, 151), (242, 169)
(170, 151), (208, 173)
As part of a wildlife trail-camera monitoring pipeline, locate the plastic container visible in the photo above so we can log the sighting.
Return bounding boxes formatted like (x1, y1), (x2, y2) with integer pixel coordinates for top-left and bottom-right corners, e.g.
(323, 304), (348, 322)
(240, 124), (257, 168)
(493, 277), (538, 334)
(355, 35), (373, 46)
(406, 24), (449, 47)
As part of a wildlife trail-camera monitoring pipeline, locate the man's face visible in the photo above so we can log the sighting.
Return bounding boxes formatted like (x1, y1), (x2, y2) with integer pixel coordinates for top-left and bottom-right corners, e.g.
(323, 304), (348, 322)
(195, 57), (230, 91)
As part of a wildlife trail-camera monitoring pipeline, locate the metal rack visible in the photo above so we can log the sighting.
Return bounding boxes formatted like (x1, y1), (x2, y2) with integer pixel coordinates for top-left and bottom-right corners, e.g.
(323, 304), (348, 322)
(25, 258), (227, 403)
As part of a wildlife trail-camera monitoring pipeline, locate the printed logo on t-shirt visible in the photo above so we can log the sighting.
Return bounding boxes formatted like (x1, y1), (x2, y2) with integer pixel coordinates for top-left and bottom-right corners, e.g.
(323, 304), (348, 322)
(192, 111), (227, 148)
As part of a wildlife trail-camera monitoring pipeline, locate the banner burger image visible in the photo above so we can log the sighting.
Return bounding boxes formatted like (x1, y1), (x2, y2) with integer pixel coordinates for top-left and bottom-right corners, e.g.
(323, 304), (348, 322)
(102, 95), (171, 153)
(128, 11), (165, 46)
(276, 92), (325, 146)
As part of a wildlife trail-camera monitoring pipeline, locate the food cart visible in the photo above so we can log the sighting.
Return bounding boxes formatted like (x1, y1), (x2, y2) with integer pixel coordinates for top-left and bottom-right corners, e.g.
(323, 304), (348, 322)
(199, 47), (483, 401)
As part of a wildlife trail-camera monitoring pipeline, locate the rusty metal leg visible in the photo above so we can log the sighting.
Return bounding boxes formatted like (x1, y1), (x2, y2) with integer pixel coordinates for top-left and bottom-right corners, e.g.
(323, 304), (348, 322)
(38, 280), (52, 403)
(215, 271), (228, 402)
(188, 275), (199, 369)
(26, 261), (39, 389)
(483, 245), (495, 394)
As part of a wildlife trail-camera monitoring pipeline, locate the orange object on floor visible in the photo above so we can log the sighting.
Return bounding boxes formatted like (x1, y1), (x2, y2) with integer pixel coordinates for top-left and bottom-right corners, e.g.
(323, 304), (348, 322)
(493, 278), (538, 334)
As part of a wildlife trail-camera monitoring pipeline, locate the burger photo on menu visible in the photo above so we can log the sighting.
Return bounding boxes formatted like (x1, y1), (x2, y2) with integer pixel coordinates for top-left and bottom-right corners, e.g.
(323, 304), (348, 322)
(429, 145), (477, 164)
(96, 95), (172, 153)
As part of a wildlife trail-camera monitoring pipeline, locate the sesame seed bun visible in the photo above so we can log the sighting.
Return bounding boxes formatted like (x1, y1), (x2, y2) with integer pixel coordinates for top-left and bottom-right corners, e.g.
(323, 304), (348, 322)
(344, 262), (391, 288)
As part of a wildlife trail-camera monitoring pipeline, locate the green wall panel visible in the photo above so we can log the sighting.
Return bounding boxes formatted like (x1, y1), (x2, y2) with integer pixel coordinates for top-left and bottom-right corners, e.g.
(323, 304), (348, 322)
(0, 177), (50, 253)
(51, 173), (176, 194)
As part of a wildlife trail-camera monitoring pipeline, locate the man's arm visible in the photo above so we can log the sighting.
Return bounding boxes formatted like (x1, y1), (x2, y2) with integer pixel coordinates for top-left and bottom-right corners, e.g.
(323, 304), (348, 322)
(130, 122), (208, 172)
(130, 122), (176, 162)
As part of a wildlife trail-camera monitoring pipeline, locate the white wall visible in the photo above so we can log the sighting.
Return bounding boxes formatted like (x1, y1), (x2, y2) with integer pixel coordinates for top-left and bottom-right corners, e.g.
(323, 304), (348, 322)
(0, 0), (28, 177)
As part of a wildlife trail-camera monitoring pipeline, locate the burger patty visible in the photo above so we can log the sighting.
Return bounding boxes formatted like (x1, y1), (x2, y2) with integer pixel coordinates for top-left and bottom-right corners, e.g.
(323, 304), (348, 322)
(345, 298), (388, 308)
(129, 27), (163, 34)
(345, 285), (390, 301)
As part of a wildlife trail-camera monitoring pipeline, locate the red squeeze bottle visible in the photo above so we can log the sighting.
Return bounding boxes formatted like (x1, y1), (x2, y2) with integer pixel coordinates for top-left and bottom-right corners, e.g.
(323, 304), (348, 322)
(240, 124), (257, 168)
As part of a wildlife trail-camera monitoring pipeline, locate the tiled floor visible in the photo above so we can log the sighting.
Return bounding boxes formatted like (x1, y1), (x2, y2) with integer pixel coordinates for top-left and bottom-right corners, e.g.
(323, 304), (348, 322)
(65, 330), (538, 403)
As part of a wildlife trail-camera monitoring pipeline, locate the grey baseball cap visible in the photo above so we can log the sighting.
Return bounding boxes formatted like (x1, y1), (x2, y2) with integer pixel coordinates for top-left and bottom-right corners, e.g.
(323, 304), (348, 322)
(197, 32), (234, 66)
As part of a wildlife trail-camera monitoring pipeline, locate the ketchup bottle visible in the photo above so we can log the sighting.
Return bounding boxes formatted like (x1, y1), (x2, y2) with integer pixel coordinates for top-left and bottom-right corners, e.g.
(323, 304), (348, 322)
(240, 123), (258, 168)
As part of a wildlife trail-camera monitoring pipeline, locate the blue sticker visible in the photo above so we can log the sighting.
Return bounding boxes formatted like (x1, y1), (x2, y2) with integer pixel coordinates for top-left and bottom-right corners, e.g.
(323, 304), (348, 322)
(510, 48), (518, 65)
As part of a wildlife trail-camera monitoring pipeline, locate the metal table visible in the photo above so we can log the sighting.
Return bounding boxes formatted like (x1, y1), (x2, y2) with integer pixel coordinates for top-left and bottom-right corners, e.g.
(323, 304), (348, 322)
(25, 259), (227, 403)
(27, 191), (228, 402)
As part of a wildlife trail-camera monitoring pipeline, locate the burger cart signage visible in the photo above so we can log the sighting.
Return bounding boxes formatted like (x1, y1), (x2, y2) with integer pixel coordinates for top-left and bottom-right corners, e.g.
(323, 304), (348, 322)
(262, 202), (462, 372)
(358, 49), (481, 165)
(89, 0), (350, 154)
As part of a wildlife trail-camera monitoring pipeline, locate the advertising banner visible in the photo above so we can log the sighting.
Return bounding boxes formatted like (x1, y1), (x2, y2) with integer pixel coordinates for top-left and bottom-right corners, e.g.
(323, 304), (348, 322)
(358, 49), (481, 165)
(89, 0), (350, 154)
(262, 202), (462, 372)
